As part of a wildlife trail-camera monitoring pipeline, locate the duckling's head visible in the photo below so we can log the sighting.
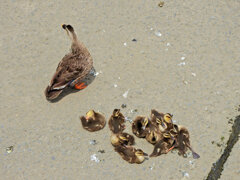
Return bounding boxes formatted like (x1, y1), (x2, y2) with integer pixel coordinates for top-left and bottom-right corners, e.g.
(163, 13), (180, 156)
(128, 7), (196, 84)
(163, 113), (173, 124)
(86, 110), (95, 120)
(110, 134), (119, 145)
(135, 149), (148, 162)
(113, 109), (120, 117)
(163, 132), (171, 138)
(119, 135), (128, 141)
(142, 117), (149, 130)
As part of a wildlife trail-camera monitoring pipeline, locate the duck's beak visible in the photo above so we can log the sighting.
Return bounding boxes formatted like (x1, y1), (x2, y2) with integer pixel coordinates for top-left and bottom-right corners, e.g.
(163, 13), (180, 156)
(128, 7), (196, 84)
(62, 24), (67, 29)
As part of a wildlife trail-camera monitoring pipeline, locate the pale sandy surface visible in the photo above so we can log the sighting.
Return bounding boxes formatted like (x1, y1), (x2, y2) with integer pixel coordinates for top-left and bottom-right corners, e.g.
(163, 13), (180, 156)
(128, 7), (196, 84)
(0, 0), (240, 179)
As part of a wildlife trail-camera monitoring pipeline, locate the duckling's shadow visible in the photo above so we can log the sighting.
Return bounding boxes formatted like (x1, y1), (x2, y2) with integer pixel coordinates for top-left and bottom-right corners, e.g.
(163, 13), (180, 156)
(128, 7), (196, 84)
(48, 67), (96, 103)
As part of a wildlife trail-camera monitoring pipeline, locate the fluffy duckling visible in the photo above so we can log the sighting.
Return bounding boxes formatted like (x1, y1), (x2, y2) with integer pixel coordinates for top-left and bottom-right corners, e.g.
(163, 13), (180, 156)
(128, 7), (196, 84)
(132, 116), (149, 138)
(108, 109), (126, 134)
(155, 113), (174, 133)
(149, 128), (177, 157)
(45, 24), (93, 100)
(110, 132), (135, 147)
(146, 130), (163, 145)
(80, 110), (106, 132)
(149, 139), (173, 157)
(114, 145), (148, 164)
(169, 125), (200, 159)
(150, 109), (164, 125)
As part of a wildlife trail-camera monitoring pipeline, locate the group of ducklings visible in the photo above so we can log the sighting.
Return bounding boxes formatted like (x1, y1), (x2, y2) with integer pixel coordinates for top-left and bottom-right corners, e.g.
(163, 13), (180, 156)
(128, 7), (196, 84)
(80, 109), (200, 164)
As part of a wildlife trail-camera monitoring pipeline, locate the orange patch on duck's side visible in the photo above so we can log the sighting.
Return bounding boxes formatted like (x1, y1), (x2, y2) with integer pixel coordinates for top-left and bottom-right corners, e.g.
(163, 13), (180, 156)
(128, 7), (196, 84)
(74, 82), (87, 90)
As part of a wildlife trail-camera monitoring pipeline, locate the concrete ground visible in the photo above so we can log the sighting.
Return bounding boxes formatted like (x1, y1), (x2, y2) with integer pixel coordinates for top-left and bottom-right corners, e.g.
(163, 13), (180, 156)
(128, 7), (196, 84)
(0, 0), (239, 179)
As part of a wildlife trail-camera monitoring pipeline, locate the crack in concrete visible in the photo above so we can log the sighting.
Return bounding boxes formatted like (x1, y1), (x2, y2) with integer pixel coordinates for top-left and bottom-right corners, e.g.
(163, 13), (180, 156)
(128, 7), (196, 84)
(206, 115), (240, 180)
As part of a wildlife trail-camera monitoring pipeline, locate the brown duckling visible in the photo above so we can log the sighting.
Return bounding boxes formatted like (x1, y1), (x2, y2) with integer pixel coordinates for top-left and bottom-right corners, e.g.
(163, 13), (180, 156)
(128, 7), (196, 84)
(110, 132), (135, 147)
(80, 110), (106, 132)
(45, 24), (93, 100)
(132, 116), (149, 138)
(155, 113), (174, 133)
(150, 109), (164, 125)
(146, 130), (163, 145)
(168, 125), (200, 159)
(108, 109), (126, 134)
(149, 127), (177, 157)
(114, 145), (148, 164)
(149, 138), (173, 157)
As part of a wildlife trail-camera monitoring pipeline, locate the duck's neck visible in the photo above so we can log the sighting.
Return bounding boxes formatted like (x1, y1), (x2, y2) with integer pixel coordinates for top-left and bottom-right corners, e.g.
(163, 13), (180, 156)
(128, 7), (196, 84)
(71, 41), (89, 55)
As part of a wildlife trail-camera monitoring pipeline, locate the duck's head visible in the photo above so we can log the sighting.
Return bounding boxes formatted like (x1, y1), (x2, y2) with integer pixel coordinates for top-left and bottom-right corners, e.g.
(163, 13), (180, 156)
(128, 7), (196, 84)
(163, 113), (173, 124)
(86, 110), (95, 120)
(113, 109), (120, 117)
(62, 24), (74, 32)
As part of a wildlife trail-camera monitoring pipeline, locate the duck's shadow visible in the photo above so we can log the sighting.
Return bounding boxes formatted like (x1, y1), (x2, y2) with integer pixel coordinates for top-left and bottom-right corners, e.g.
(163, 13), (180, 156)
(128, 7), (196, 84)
(48, 67), (96, 103)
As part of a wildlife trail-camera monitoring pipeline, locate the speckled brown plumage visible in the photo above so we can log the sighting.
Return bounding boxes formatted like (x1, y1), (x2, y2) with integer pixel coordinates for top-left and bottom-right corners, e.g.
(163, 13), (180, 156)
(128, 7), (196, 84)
(45, 24), (93, 100)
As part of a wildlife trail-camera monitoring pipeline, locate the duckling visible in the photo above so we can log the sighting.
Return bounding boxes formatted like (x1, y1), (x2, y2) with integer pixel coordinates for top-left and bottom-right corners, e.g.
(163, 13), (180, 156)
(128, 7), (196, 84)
(149, 139), (173, 157)
(80, 110), (106, 132)
(110, 132), (135, 147)
(132, 116), (149, 138)
(108, 109), (126, 134)
(114, 145), (148, 164)
(168, 125), (200, 159)
(45, 24), (93, 100)
(155, 113), (174, 133)
(145, 130), (163, 145)
(150, 109), (164, 125)
(149, 129), (177, 157)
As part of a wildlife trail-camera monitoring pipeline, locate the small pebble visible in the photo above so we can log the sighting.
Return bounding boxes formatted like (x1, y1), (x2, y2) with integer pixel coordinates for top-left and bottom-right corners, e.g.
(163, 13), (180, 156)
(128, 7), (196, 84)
(121, 104), (127, 108)
(191, 73), (196, 77)
(178, 62), (186, 66)
(114, 84), (118, 88)
(181, 57), (186, 60)
(154, 30), (162, 37)
(122, 90), (129, 98)
(130, 109), (138, 113)
(166, 42), (171, 46)
(182, 172), (190, 178)
(6, 146), (14, 154)
(183, 80), (188, 85)
(98, 150), (105, 153)
(123, 42), (127, 46)
(89, 140), (97, 145)
(90, 154), (100, 163)
(125, 117), (133, 123)
(158, 2), (164, 7)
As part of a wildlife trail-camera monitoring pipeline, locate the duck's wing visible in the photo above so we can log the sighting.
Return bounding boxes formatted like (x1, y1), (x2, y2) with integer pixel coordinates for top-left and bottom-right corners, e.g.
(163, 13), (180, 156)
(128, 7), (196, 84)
(45, 54), (92, 99)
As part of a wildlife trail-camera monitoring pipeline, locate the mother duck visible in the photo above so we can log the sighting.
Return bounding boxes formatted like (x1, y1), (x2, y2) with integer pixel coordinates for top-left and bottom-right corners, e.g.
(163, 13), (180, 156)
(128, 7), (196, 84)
(45, 24), (93, 100)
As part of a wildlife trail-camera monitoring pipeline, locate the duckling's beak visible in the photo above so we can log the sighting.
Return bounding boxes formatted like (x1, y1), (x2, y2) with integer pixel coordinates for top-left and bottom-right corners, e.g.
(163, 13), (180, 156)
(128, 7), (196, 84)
(143, 152), (148, 156)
